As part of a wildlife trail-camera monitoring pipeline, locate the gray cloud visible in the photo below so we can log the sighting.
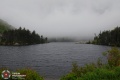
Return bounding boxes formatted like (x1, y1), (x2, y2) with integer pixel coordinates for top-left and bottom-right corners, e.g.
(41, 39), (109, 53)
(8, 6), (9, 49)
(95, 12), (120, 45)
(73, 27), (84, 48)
(0, 0), (120, 39)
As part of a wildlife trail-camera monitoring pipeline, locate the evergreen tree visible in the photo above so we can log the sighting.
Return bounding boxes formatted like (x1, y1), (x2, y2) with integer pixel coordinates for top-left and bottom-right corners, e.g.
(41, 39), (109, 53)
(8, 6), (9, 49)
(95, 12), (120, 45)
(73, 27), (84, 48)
(0, 27), (47, 45)
(93, 27), (120, 46)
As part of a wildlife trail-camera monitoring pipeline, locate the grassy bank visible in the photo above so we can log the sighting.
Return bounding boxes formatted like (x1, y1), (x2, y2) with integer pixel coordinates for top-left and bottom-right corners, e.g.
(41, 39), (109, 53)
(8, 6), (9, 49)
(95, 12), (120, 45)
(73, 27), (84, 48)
(61, 63), (120, 80)
(61, 47), (120, 80)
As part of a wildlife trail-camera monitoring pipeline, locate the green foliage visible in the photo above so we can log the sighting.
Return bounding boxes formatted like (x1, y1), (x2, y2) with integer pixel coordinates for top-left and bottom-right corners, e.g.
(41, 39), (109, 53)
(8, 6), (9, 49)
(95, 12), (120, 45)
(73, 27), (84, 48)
(96, 58), (103, 67)
(78, 67), (120, 80)
(61, 73), (77, 80)
(103, 47), (120, 67)
(61, 48), (120, 80)
(0, 26), (9, 33)
(72, 62), (79, 76)
(0, 27), (48, 45)
(93, 27), (120, 46)
(61, 63), (97, 80)
(17, 68), (43, 80)
(61, 64), (120, 80)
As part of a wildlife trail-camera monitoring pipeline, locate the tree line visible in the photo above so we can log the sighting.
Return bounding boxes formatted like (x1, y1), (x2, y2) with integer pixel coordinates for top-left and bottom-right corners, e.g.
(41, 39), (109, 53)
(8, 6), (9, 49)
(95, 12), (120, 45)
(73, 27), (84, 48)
(92, 27), (120, 46)
(0, 27), (47, 45)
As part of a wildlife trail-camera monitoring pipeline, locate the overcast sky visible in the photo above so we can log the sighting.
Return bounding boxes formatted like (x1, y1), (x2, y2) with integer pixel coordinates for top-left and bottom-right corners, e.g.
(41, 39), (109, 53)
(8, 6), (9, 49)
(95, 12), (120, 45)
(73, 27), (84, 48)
(0, 0), (120, 39)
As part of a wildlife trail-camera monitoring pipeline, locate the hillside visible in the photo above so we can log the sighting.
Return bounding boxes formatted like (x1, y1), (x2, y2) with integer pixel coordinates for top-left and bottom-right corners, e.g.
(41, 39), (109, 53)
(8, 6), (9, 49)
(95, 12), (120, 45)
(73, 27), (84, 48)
(0, 19), (14, 33)
(0, 19), (48, 45)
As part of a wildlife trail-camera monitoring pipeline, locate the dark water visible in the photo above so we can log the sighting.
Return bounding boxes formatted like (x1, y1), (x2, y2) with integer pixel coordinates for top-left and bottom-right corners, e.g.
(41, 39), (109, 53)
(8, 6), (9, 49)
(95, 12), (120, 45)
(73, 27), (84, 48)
(0, 42), (110, 79)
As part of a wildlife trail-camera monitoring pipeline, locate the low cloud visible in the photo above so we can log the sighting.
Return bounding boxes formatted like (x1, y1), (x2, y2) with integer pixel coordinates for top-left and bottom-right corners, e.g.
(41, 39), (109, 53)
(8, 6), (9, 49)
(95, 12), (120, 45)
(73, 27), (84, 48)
(0, 0), (120, 39)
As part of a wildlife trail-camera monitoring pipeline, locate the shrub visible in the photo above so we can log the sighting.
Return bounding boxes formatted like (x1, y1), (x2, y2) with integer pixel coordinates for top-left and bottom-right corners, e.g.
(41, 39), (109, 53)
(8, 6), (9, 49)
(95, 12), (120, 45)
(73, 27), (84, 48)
(103, 47), (120, 66)
(17, 68), (44, 80)
(61, 73), (77, 80)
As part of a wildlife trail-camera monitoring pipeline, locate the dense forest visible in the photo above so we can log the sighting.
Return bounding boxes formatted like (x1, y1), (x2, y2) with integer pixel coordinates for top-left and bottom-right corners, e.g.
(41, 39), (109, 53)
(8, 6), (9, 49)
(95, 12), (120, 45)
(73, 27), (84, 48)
(92, 27), (120, 46)
(0, 27), (47, 45)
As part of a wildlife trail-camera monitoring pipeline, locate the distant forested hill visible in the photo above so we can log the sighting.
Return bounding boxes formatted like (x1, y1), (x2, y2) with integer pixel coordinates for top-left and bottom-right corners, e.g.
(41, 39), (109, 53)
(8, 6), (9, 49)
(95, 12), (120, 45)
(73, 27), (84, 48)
(0, 19), (14, 33)
(0, 19), (47, 45)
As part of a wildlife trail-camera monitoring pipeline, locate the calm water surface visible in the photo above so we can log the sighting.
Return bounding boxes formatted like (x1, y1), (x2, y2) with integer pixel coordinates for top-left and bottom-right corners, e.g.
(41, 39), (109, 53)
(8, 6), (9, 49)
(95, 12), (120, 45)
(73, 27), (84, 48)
(0, 42), (110, 80)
